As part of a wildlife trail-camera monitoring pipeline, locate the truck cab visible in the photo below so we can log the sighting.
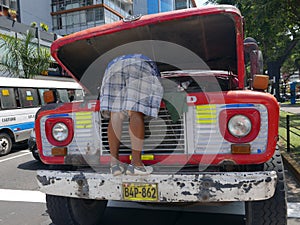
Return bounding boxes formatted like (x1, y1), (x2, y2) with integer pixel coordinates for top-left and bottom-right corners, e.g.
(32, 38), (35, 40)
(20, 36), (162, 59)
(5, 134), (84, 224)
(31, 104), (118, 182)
(35, 5), (287, 225)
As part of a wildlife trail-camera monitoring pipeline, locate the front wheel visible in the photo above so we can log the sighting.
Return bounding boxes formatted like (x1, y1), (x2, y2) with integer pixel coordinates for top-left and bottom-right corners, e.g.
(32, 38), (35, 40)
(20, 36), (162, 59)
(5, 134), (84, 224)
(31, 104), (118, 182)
(0, 133), (12, 156)
(245, 149), (287, 225)
(46, 195), (107, 225)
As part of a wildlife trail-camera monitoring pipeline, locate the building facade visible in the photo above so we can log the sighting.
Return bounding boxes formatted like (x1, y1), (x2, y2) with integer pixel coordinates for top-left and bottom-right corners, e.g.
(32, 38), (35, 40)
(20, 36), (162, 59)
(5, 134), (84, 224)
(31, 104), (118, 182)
(18, 0), (53, 32)
(1, 1), (196, 36)
(51, 0), (133, 36)
(133, 0), (195, 15)
(51, 0), (196, 36)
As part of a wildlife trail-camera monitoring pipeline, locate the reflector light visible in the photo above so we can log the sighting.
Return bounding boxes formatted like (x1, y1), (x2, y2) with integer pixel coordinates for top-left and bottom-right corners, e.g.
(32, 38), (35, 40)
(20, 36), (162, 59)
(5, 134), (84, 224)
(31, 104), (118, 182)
(51, 147), (68, 156)
(231, 144), (251, 154)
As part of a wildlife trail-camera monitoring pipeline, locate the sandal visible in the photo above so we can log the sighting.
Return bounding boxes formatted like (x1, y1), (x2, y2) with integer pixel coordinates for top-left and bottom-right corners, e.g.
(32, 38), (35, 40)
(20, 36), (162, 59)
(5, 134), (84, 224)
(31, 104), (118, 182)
(126, 164), (153, 175)
(110, 163), (126, 176)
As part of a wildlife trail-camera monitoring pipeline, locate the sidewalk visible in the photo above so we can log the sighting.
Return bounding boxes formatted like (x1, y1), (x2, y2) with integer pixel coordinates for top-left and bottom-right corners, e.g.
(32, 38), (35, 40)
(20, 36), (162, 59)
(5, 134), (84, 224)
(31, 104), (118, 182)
(280, 102), (300, 114)
(279, 102), (300, 183)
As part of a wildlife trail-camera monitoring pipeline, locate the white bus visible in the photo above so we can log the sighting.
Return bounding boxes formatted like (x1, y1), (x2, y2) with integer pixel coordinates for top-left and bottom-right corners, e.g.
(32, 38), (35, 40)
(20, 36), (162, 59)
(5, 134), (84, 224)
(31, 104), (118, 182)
(0, 77), (84, 155)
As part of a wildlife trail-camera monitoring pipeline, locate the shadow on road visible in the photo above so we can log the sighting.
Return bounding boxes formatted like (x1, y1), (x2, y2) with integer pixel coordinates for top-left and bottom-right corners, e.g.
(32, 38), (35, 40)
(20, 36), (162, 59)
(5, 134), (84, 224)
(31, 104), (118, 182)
(17, 159), (49, 171)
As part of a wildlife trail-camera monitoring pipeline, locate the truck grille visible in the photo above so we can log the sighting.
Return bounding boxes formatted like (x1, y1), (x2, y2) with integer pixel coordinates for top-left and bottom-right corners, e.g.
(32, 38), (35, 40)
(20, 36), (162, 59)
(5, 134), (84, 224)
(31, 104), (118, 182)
(100, 108), (186, 155)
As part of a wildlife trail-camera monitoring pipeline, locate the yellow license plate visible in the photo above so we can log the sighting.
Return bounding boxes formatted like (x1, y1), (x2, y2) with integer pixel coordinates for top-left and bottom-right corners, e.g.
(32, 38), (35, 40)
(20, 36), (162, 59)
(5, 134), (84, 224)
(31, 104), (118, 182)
(122, 183), (158, 202)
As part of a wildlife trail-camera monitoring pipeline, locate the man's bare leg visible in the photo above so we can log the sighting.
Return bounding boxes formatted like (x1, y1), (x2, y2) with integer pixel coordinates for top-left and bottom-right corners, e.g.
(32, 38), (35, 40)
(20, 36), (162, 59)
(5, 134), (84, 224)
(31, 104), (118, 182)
(108, 112), (124, 165)
(128, 111), (144, 167)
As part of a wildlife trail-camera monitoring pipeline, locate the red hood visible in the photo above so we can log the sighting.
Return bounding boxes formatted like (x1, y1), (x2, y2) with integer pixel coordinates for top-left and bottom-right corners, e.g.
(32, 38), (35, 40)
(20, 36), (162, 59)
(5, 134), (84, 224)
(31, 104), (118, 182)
(51, 5), (242, 95)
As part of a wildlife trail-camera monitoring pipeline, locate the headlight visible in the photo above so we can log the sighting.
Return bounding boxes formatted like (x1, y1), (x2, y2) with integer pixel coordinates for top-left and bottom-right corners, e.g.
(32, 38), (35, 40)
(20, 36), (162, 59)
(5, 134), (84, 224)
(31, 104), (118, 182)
(228, 115), (251, 137)
(52, 122), (69, 141)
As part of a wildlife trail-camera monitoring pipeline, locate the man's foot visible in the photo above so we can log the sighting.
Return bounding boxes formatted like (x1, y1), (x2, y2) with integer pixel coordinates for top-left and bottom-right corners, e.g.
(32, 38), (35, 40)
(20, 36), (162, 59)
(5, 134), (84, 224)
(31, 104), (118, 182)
(110, 163), (126, 176)
(126, 164), (153, 175)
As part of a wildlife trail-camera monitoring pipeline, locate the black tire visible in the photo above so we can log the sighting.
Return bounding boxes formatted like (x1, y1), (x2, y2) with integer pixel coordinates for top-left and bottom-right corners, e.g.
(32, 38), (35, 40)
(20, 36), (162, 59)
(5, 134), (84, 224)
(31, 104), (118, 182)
(46, 194), (107, 225)
(0, 133), (13, 156)
(245, 149), (287, 225)
(32, 148), (42, 162)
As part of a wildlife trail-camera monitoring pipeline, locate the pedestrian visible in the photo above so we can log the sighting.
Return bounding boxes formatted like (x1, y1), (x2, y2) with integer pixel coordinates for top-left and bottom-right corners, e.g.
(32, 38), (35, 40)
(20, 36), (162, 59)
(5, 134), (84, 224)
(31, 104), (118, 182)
(100, 54), (163, 176)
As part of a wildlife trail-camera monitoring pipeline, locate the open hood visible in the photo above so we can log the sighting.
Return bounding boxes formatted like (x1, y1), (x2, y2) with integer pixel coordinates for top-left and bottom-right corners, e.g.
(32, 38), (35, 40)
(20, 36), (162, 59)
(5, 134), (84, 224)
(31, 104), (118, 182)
(51, 5), (242, 95)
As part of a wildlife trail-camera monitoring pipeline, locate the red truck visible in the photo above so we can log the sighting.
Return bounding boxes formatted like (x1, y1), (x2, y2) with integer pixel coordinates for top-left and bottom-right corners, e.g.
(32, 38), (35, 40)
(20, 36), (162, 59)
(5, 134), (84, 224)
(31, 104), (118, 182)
(35, 5), (287, 225)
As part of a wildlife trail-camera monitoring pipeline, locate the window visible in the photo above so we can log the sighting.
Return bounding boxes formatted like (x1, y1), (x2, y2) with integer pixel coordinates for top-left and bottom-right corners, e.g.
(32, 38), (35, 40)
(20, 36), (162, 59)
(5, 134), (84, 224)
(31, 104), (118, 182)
(175, 0), (187, 10)
(57, 89), (70, 103)
(161, 0), (173, 12)
(95, 8), (104, 21)
(38, 89), (50, 106)
(0, 88), (17, 109)
(147, 0), (159, 14)
(67, 89), (84, 102)
(18, 88), (39, 108)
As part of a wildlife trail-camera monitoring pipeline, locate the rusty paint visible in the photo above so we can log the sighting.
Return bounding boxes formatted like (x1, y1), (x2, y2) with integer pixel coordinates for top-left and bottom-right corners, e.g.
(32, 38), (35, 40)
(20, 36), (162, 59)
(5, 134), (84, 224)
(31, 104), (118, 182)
(37, 175), (51, 186)
(72, 173), (90, 198)
(37, 170), (277, 203)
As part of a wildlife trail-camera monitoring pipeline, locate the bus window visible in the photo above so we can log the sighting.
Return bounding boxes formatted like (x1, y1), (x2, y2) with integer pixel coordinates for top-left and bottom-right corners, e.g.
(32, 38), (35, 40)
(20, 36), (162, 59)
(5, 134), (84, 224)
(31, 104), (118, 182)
(38, 89), (50, 105)
(74, 89), (84, 101)
(0, 88), (17, 109)
(56, 89), (70, 103)
(67, 89), (75, 102)
(18, 88), (39, 108)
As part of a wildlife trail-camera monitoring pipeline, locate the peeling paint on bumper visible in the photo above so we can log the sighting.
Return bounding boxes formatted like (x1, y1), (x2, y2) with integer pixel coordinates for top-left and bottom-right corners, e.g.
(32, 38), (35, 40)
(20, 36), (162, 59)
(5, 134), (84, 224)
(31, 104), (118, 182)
(37, 170), (277, 202)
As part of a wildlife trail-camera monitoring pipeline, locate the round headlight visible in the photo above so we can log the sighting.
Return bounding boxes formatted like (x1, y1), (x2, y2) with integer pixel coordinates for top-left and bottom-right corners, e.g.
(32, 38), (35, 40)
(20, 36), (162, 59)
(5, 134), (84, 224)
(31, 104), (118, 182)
(52, 122), (69, 141)
(228, 115), (252, 137)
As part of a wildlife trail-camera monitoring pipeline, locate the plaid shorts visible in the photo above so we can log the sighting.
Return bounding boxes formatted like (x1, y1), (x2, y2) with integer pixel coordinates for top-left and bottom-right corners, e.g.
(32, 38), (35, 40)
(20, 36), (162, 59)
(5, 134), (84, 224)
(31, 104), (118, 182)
(100, 54), (163, 118)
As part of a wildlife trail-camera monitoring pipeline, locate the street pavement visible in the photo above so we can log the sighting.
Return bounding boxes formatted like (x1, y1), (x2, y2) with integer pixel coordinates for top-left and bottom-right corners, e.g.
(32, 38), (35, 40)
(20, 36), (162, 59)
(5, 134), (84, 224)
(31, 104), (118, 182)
(280, 103), (300, 114)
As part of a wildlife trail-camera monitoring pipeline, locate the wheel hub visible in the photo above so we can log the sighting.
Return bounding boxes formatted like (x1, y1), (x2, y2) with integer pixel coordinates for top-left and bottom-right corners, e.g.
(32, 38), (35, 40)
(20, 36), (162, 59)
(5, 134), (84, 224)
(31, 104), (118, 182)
(0, 139), (8, 151)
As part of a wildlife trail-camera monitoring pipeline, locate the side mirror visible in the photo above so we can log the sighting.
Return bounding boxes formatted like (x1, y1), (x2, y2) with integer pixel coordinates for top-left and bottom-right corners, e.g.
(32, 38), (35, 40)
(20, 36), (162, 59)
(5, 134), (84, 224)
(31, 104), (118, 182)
(253, 75), (269, 91)
(43, 90), (56, 104)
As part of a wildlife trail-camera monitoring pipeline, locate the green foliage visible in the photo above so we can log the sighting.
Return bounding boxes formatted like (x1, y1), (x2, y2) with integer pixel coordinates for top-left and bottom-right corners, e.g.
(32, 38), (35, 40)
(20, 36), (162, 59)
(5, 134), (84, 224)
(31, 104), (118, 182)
(279, 109), (300, 153)
(0, 30), (51, 79)
(207, 0), (300, 72)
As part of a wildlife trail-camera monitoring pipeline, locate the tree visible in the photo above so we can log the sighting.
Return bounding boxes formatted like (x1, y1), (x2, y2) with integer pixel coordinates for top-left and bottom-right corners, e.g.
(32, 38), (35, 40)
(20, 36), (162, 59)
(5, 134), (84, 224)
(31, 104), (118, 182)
(0, 29), (51, 79)
(207, 0), (300, 99)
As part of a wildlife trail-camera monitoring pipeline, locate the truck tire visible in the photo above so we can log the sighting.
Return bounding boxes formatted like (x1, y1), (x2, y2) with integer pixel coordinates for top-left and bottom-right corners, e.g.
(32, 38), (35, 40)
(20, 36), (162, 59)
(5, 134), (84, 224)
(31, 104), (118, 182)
(0, 133), (12, 156)
(245, 149), (287, 225)
(46, 194), (107, 225)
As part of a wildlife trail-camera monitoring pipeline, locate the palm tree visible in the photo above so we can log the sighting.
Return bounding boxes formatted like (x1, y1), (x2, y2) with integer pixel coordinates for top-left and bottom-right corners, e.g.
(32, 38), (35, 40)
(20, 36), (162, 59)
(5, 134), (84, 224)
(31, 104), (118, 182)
(0, 29), (51, 79)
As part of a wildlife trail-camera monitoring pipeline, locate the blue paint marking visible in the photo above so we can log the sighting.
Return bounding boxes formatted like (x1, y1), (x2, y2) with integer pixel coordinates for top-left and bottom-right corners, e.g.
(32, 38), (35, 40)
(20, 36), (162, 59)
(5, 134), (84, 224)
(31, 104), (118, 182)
(221, 104), (255, 108)
(257, 149), (262, 153)
(47, 114), (69, 118)
(0, 121), (34, 132)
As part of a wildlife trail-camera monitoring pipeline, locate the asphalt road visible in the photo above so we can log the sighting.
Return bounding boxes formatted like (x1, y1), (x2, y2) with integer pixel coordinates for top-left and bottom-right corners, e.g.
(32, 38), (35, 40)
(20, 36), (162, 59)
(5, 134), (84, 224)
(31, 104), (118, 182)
(0, 145), (300, 225)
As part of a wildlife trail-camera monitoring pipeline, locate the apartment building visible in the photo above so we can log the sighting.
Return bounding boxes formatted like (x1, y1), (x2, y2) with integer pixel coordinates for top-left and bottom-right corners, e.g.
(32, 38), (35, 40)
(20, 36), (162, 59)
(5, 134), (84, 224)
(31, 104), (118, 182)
(134, 0), (196, 15)
(51, 0), (196, 35)
(51, 0), (133, 36)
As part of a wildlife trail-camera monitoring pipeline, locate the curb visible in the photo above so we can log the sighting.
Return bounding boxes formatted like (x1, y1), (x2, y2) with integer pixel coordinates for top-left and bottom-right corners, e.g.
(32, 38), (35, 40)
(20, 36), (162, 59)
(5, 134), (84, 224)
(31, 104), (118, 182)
(281, 150), (300, 183)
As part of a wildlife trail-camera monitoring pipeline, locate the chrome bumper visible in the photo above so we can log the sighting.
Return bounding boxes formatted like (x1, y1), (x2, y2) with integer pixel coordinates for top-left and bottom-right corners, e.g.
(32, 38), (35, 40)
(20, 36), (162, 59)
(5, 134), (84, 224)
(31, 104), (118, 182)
(37, 170), (277, 202)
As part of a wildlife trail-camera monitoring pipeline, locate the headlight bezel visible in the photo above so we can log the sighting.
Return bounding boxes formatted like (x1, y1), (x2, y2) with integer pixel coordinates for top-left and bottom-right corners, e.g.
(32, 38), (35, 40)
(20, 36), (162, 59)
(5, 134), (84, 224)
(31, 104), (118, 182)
(45, 117), (74, 147)
(219, 109), (261, 143)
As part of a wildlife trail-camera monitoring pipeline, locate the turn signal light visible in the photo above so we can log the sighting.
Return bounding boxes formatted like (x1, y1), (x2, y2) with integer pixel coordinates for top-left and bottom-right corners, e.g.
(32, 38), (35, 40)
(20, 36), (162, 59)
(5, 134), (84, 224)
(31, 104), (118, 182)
(51, 147), (68, 156)
(231, 144), (251, 154)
